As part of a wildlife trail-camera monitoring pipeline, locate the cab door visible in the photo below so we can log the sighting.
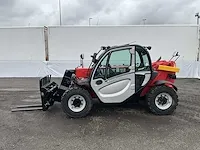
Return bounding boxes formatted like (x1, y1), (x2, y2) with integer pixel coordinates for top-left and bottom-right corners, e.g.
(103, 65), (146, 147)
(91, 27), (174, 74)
(90, 47), (136, 103)
(135, 46), (152, 92)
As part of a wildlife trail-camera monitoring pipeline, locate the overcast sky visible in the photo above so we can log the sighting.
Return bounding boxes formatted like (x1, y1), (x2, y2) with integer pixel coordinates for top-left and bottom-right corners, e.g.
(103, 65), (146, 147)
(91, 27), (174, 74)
(0, 0), (200, 26)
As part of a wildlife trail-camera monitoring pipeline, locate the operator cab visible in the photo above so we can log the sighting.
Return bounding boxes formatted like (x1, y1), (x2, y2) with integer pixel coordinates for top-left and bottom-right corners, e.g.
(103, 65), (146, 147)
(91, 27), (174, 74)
(90, 44), (152, 103)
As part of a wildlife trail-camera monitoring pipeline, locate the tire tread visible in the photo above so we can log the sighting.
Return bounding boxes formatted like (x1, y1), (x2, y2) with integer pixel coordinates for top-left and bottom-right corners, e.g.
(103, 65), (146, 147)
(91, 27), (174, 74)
(146, 85), (178, 115)
(61, 87), (93, 118)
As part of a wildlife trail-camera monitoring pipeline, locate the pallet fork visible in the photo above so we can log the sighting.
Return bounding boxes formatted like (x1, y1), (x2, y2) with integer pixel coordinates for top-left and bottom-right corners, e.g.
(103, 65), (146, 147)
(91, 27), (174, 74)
(11, 104), (43, 112)
(11, 71), (72, 112)
(11, 75), (59, 112)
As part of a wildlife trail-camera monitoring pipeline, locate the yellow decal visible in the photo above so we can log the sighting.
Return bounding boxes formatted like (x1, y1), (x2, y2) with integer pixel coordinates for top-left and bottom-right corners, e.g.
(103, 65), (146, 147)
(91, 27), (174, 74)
(158, 65), (180, 73)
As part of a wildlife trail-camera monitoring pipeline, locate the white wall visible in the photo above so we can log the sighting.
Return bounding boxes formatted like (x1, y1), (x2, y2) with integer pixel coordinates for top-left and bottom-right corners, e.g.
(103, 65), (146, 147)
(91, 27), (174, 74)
(0, 25), (198, 62)
(0, 27), (45, 60)
(0, 25), (199, 78)
(48, 25), (199, 62)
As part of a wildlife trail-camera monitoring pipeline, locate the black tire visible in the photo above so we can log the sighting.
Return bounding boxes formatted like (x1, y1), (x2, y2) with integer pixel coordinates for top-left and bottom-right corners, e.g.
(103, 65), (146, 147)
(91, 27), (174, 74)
(61, 87), (93, 118)
(146, 85), (178, 115)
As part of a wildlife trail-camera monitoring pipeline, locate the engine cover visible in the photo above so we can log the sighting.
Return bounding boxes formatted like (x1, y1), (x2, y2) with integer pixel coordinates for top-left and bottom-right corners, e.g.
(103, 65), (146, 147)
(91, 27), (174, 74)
(75, 68), (92, 79)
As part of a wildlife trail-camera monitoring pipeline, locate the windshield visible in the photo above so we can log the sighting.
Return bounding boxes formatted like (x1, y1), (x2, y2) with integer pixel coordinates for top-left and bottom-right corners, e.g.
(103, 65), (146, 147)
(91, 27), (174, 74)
(89, 49), (106, 69)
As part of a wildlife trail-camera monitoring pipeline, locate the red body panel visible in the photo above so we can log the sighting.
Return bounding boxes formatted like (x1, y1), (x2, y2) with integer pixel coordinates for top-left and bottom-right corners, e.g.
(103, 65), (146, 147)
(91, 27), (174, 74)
(75, 68), (96, 98)
(75, 68), (91, 79)
(140, 60), (177, 96)
(74, 60), (178, 97)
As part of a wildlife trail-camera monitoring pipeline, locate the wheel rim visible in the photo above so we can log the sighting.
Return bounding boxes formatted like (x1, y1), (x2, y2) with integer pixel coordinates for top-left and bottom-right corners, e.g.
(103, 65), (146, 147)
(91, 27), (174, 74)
(68, 95), (86, 112)
(155, 93), (173, 110)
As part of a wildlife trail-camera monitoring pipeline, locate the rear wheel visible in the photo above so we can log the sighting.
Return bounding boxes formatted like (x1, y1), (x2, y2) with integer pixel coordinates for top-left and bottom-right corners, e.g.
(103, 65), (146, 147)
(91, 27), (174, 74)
(146, 85), (178, 115)
(61, 87), (93, 118)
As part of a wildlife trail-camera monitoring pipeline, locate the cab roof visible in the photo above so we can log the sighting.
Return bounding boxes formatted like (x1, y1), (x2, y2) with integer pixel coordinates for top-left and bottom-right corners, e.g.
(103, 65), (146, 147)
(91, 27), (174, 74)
(101, 43), (151, 51)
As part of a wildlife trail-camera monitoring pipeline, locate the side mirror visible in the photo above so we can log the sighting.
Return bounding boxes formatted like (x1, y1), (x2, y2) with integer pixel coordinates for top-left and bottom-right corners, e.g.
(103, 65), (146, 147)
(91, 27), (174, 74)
(80, 54), (84, 68)
(80, 54), (84, 59)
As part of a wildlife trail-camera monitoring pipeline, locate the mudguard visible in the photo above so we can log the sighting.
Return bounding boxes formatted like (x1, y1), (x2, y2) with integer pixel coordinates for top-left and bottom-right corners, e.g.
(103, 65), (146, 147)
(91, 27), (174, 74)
(154, 80), (178, 91)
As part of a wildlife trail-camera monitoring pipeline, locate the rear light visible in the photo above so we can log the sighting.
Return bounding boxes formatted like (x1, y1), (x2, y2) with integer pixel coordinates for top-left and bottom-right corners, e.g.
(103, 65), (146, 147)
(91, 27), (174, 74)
(168, 74), (176, 79)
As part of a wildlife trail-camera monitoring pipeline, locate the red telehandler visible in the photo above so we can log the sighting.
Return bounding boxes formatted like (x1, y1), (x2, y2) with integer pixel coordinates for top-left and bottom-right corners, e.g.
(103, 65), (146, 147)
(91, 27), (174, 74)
(12, 44), (180, 118)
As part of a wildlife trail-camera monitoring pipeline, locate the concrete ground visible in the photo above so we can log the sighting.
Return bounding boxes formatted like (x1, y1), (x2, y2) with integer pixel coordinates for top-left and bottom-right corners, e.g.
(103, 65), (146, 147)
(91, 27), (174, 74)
(0, 78), (200, 150)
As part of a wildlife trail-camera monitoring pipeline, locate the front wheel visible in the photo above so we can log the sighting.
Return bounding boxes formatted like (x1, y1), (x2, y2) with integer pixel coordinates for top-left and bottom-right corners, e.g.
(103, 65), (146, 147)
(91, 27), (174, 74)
(146, 85), (178, 115)
(61, 87), (93, 118)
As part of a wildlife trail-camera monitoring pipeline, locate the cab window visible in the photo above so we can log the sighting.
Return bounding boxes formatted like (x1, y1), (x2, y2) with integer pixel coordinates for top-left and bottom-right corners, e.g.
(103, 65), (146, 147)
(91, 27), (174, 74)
(107, 49), (131, 78)
(135, 47), (151, 71)
(93, 54), (108, 79)
(93, 49), (132, 79)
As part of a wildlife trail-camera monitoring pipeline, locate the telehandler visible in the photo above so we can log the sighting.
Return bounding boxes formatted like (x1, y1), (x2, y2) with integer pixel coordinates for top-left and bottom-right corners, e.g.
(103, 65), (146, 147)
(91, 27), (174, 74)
(36, 43), (180, 118)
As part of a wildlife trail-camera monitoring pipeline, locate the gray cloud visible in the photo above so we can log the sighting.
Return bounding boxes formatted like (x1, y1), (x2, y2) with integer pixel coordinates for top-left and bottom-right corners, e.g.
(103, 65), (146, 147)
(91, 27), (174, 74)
(61, 0), (111, 25)
(61, 0), (200, 25)
(0, 0), (15, 7)
(0, 0), (42, 26)
(0, 0), (199, 26)
(127, 0), (199, 24)
(0, 0), (16, 19)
